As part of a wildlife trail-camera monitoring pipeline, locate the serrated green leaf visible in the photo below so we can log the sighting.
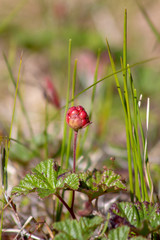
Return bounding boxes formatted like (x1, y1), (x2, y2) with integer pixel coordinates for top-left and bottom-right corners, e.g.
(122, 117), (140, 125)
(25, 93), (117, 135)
(54, 232), (73, 240)
(110, 202), (160, 237)
(78, 169), (126, 201)
(12, 159), (79, 198)
(108, 226), (130, 240)
(53, 216), (103, 240)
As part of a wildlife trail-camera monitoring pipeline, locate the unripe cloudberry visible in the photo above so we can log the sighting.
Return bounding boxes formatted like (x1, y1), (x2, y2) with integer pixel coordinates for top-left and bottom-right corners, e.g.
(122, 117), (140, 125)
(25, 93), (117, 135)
(66, 106), (91, 131)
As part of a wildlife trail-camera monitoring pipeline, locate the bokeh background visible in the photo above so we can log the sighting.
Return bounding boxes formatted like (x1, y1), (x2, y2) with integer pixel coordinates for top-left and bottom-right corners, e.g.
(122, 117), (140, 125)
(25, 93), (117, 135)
(1, 0), (160, 230)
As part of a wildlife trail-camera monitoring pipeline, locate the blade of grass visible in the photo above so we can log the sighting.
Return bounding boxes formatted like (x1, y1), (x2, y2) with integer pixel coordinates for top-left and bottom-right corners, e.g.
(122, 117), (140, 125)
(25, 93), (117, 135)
(0, 55), (22, 240)
(71, 56), (160, 105)
(60, 39), (72, 167)
(143, 98), (153, 202)
(128, 66), (149, 201)
(5, 55), (22, 178)
(0, 141), (7, 240)
(3, 53), (34, 138)
(65, 59), (77, 169)
(79, 49), (101, 155)
(56, 39), (72, 222)
(122, 11), (142, 201)
(44, 100), (48, 159)
(50, 55), (160, 123)
(106, 38), (134, 200)
(63, 59), (77, 220)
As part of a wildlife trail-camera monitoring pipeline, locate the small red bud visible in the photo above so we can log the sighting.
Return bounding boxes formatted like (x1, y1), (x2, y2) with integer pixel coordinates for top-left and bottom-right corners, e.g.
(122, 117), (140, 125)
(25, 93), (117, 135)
(43, 77), (60, 109)
(66, 105), (91, 131)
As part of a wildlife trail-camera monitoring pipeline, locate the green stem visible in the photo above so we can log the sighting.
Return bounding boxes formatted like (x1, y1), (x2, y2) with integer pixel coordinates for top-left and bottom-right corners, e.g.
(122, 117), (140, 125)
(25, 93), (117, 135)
(60, 39), (72, 167)
(65, 59), (77, 169)
(80, 49), (100, 155)
(71, 131), (78, 211)
(5, 55), (22, 187)
(73, 131), (78, 173)
(49, 55), (159, 123)
(3, 53), (34, 138)
(56, 39), (72, 221)
(0, 55), (22, 240)
(44, 100), (48, 159)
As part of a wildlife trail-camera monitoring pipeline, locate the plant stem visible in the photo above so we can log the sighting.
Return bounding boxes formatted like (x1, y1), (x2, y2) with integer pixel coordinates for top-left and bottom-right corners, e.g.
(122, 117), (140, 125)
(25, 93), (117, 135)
(71, 130), (78, 212)
(73, 131), (78, 173)
(56, 194), (76, 220)
(44, 100), (48, 159)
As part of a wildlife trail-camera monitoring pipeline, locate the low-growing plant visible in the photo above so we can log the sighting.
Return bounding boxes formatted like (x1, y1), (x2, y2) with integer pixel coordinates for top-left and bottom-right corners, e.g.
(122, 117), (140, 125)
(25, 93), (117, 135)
(1, 9), (160, 240)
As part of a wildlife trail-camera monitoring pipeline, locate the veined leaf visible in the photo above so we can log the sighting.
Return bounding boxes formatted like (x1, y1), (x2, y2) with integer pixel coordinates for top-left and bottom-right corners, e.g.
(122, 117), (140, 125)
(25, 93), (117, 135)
(53, 216), (103, 240)
(78, 169), (126, 201)
(12, 159), (79, 198)
(108, 226), (147, 240)
(109, 202), (160, 237)
(108, 226), (130, 240)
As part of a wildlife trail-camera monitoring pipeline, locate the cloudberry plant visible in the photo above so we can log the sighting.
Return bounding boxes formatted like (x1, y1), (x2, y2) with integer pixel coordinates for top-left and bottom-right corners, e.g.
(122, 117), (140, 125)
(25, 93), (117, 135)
(66, 105), (91, 132)
(66, 105), (91, 212)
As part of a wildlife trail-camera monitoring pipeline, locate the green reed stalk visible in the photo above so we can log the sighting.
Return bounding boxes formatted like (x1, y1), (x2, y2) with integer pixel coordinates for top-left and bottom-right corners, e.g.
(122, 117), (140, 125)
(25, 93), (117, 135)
(106, 39), (134, 200)
(5, 55), (22, 173)
(0, 56), (22, 240)
(44, 100), (49, 159)
(65, 59), (77, 169)
(56, 39), (72, 221)
(122, 10), (145, 201)
(3, 53), (34, 138)
(60, 39), (72, 167)
(50, 55), (159, 124)
(64, 60), (77, 219)
(79, 49), (101, 155)
(128, 66), (149, 201)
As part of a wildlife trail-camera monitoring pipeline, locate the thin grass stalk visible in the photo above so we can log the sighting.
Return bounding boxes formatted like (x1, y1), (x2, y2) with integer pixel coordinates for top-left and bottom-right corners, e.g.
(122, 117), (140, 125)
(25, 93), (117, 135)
(106, 39), (134, 200)
(44, 100), (48, 159)
(56, 39), (72, 221)
(5, 55), (22, 174)
(138, 99), (153, 202)
(106, 40), (125, 111)
(65, 60), (77, 218)
(65, 59), (77, 169)
(50, 55), (159, 123)
(122, 11), (143, 201)
(121, 59), (141, 200)
(0, 141), (7, 240)
(128, 67), (149, 201)
(144, 98), (153, 202)
(70, 131), (78, 213)
(79, 49), (101, 156)
(60, 39), (72, 167)
(3, 53), (34, 138)
(0, 57), (22, 240)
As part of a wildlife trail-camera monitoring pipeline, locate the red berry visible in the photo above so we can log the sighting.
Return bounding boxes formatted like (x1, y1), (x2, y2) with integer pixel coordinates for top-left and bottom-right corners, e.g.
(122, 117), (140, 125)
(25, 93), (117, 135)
(79, 111), (87, 119)
(66, 105), (91, 131)
(70, 109), (79, 116)
(76, 106), (84, 112)
(68, 106), (76, 114)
